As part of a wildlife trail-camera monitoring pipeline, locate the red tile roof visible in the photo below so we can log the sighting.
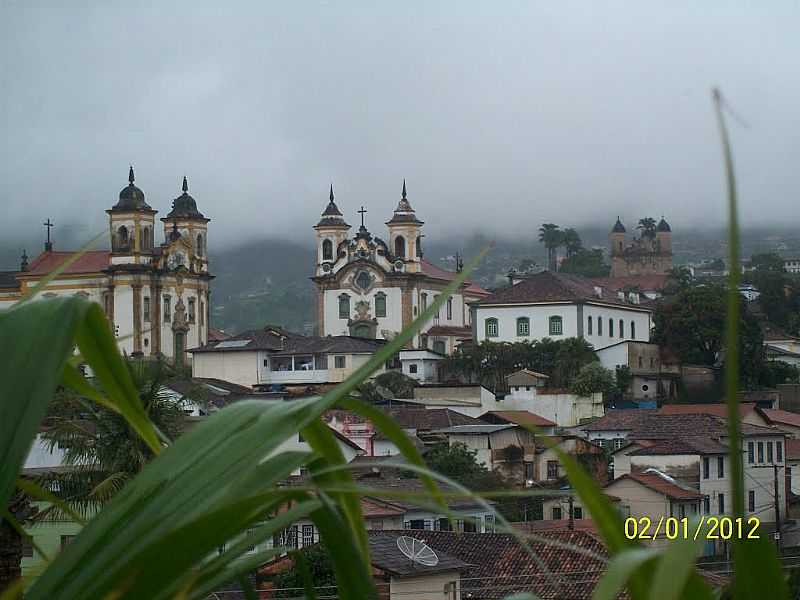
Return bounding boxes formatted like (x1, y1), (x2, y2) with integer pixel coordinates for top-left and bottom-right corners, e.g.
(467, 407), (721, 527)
(480, 410), (557, 428)
(360, 497), (406, 518)
(479, 270), (650, 310)
(426, 325), (473, 337)
(762, 409), (800, 428)
(659, 402), (759, 419)
(610, 471), (703, 500)
(420, 259), (489, 296)
(591, 274), (670, 292)
(23, 250), (110, 276)
(627, 436), (729, 456)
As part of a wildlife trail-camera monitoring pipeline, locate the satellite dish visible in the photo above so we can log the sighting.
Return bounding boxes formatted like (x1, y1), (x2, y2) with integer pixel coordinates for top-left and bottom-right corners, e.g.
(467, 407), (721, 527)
(396, 536), (439, 567)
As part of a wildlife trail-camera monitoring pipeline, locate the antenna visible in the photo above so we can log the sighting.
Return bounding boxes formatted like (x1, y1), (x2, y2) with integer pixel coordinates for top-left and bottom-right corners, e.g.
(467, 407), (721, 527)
(396, 536), (439, 567)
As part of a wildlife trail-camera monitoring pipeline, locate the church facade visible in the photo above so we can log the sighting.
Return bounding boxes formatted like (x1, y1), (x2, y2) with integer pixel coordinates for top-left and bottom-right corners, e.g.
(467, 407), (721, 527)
(0, 168), (212, 365)
(311, 182), (488, 354)
(609, 217), (672, 277)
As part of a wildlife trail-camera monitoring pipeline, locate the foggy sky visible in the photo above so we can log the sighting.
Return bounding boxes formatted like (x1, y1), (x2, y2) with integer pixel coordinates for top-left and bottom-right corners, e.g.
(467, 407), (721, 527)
(2, 1), (799, 250)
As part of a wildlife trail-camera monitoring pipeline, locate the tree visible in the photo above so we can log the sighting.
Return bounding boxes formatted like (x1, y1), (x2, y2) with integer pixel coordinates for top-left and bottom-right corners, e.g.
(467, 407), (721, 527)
(538, 223), (563, 271)
(570, 363), (615, 397)
(751, 252), (785, 273)
(1, 492), (36, 592)
(357, 371), (417, 404)
(559, 249), (610, 277)
(561, 228), (583, 258)
(39, 359), (187, 515)
(552, 337), (598, 388)
(423, 443), (507, 491)
(637, 217), (657, 238)
(270, 545), (336, 599)
(663, 267), (693, 295)
(614, 365), (633, 399)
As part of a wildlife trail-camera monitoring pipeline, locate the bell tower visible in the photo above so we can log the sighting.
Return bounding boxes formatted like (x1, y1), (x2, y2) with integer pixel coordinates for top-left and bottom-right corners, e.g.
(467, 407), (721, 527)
(386, 180), (424, 274)
(161, 176), (211, 274)
(107, 166), (157, 266)
(313, 185), (351, 276)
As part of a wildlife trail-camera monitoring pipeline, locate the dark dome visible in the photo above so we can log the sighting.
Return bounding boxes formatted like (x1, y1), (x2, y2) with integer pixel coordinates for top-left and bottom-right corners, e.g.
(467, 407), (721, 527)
(165, 177), (206, 219)
(112, 167), (151, 211)
(657, 217), (671, 232)
(611, 217), (626, 233)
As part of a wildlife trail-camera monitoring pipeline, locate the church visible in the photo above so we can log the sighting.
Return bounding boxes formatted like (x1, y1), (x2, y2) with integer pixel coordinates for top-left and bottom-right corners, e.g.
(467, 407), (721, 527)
(0, 168), (212, 365)
(311, 182), (488, 354)
(609, 217), (672, 277)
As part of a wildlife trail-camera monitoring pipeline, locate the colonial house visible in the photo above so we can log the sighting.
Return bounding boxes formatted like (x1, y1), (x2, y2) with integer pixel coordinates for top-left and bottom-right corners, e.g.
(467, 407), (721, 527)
(595, 341), (681, 401)
(398, 348), (444, 383)
(433, 423), (536, 484)
(604, 413), (787, 528)
(0, 169), (212, 365)
(532, 436), (607, 485)
(762, 408), (800, 438)
(189, 325), (387, 389)
(311, 183), (488, 352)
(478, 411), (558, 435)
(471, 270), (652, 351)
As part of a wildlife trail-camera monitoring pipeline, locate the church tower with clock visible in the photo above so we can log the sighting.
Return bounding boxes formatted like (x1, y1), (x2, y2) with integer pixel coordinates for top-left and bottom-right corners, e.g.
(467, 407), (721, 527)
(311, 182), (489, 353)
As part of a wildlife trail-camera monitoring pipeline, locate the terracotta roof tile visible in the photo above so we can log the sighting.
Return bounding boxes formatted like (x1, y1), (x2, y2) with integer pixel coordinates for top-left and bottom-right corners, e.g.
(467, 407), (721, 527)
(480, 410), (557, 428)
(23, 250), (110, 276)
(658, 402), (758, 419)
(591, 275), (670, 292)
(383, 407), (485, 430)
(762, 409), (800, 428)
(627, 437), (729, 456)
(420, 259), (489, 296)
(785, 439), (800, 460)
(611, 470), (703, 500)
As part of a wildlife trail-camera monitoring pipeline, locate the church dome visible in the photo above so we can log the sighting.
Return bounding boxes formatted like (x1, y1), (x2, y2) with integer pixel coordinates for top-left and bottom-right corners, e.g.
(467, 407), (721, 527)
(165, 177), (206, 219)
(112, 166), (152, 211)
(657, 217), (671, 232)
(386, 180), (424, 225)
(611, 217), (626, 233)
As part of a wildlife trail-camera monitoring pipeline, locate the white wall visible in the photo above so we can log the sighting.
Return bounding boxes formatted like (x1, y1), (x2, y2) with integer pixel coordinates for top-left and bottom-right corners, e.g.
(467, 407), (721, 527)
(192, 351), (260, 387)
(323, 287), (404, 337)
(389, 572), (460, 600)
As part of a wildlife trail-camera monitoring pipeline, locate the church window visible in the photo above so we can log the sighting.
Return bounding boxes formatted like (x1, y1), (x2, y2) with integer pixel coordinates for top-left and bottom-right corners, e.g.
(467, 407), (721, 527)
(375, 293), (387, 318)
(433, 340), (446, 354)
(485, 318), (499, 338)
(163, 296), (171, 322)
(421, 293), (428, 311)
(200, 301), (205, 326)
(608, 318), (614, 337)
(447, 297), (453, 321)
(334, 355), (346, 369)
(188, 298), (196, 322)
(322, 239), (333, 261)
(338, 295), (350, 319)
(516, 317), (530, 337)
(355, 271), (371, 290)
(197, 234), (204, 257)
(416, 235), (422, 257)
(598, 317), (603, 336)
(435, 295), (440, 319)
(619, 319), (624, 338)
(116, 226), (129, 251)
(631, 321), (636, 339)
(394, 236), (406, 258)
(587, 316), (593, 335)
(143, 296), (151, 323)
(549, 316), (563, 336)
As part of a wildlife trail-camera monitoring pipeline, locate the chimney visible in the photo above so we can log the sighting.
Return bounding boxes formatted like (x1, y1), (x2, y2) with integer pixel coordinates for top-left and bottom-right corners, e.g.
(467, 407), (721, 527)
(593, 286), (603, 298)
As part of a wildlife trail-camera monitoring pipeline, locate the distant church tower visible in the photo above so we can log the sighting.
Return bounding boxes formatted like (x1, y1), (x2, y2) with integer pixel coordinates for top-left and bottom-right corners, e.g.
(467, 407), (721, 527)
(609, 216), (673, 277)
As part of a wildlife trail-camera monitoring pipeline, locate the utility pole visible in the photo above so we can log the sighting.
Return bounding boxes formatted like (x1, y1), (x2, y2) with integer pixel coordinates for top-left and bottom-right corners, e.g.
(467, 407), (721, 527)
(774, 463), (782, 551)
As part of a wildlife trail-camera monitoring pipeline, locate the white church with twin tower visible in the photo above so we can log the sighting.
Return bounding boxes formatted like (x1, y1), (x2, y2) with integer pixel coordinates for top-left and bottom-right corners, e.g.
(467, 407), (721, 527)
(0, 168), (212, 365)
(311, 181), (488, 354)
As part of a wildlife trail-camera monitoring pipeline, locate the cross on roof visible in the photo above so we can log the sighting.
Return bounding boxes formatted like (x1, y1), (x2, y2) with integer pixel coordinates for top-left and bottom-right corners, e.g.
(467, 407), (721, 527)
(358, 206), (367, 228)
(43, 218), (54, 251)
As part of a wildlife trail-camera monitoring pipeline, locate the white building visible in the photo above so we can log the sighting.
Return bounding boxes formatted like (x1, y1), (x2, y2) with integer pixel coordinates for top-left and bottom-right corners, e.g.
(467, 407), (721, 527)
(595, 341), (681, 401)
(471, 271), (652, 350)
(0, 168), (211, 365)
(398, 349), (443, 383)
(311, 183), (488, 353)
(189, 325), (387, 389)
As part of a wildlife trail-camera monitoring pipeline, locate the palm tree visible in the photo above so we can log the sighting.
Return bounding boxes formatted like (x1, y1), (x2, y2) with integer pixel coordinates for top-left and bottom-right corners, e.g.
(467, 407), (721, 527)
(38, 359), (187, 516)
(637, 217), (657, 239)
(562, 228), (583, 258)
(538, 223), (562, 271)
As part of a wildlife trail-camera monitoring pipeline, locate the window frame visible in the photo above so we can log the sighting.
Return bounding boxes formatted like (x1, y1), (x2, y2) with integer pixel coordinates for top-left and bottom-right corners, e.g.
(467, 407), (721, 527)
(548, 315), (563, 336)
(338, 294), (350, 319)
(334, 355), (346, 369)
(322, 238), (333, 261)
(485, 317), (499, 338)
(516, 316), (530, 337)
(587, 315), (593, 335)
(375, 292), (387, 318)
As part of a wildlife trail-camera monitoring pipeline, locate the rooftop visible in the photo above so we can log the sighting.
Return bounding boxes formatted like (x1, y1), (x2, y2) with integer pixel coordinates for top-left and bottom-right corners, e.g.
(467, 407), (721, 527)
(382, 407), (485, 431)
(367, 532), (471, 577)
(433, 424), (517, 435)
(189, 326), (387, 354)
(627, 436), (729, 456)
(480, 410), (557, 428)
(419, 259), (488, 296)
(762, 408), (800, 428)
(478, 270), (650, 310)
(610, 469), (703, 501)
(21, 250), (110, 277)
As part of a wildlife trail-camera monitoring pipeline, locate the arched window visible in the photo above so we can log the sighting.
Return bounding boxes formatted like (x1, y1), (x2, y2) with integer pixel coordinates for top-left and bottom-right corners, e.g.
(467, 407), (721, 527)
(516, 317), (530, 337)
(549, 316), (563, 336)
(619, 319), (624, 338)
(598, 317), (603, 336)
(338, 294), (350, 319)
(446, 297), (453, 321)
(433, 340), (446, 354)
(587, 316), (593, 335)
(631, 321), (636, 340)
(485, 318), (499, 338)
(150, 226), (155, 249)
(394, 236), (406, 258)
(117, 225), (129, 250)
(416, 235), (423, 257)
(608, 318), (614, 337)
(195, 233), (203, 257)
(375, 293), (387, 318)
(322, 239), (333, 261)
(421, 293), (428, 311)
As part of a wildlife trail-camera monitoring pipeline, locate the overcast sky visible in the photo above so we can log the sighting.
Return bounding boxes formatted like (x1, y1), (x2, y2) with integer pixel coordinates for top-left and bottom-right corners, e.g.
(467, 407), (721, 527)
(1, 1), (798, 248)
